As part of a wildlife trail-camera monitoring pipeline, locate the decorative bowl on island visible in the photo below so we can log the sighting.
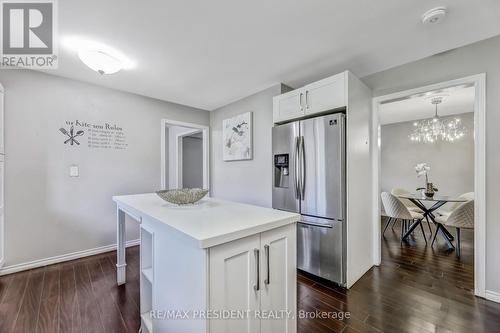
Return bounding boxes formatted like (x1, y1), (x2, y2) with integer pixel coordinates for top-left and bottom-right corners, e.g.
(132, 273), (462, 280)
(156, 188), (208, 205)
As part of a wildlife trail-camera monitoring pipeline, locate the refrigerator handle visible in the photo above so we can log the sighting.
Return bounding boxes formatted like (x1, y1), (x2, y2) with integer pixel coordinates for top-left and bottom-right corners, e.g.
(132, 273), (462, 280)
(299, 136), (306, 200)
(294, 136), (301, 199)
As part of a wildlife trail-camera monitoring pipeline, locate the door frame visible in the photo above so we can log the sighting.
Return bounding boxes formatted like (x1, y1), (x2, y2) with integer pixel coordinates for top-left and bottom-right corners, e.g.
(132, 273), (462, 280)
(160, 119), (210, 190)
(176, 129), (203, 188)
(371, 74), (486, 298)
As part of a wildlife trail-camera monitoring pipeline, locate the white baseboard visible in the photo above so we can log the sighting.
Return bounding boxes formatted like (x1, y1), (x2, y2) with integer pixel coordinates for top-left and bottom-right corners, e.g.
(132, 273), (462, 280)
(0, 239), (140, 276)
(485, 290), (500, 304)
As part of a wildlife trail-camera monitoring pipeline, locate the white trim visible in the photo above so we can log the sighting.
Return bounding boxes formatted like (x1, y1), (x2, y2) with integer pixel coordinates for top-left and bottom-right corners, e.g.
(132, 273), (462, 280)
(176, 129), (202, 188)
(160, 119), (210, 191)
(0, 89), (4, 269)
(371, 74), (487, 298)
(473, 74), (487, 298)
(0, 239), (140, 276)
(485, 290), (500, 304)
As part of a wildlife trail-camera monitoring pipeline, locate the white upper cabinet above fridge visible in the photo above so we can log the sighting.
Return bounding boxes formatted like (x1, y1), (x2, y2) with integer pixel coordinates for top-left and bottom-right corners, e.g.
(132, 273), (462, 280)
(272, 89), (305, 123)
(304, 72), (346, 116)
(273, 72), (347, 123)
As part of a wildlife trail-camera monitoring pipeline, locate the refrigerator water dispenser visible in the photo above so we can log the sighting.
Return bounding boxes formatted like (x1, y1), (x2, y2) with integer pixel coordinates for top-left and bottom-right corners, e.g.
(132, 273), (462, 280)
(274, 154), (289, 188)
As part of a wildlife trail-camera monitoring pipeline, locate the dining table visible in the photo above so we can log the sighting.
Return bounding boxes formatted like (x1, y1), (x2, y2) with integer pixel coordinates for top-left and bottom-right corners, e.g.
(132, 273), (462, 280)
(396, 193), (468, 248)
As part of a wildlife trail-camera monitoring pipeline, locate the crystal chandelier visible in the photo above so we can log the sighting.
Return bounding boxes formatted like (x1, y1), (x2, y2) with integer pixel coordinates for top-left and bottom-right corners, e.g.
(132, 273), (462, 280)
(409, 97), (466, 143)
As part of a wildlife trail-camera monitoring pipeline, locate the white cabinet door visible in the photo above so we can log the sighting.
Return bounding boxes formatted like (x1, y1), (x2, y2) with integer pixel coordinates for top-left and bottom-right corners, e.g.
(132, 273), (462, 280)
(260, 224), (296, 333)
(209, 234), (261, 333)
(304, 72), (346, 116)
(273, 90), (304, 123)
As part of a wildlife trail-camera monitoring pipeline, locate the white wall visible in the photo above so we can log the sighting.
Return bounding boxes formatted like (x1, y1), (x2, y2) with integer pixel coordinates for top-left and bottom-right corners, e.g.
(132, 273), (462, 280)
(182, 136), (203, 188)
(209, 84), (286, 207)
(362, 34), (500, 295)
(0, 69), (209, 268)
(381, 113), (474, 197)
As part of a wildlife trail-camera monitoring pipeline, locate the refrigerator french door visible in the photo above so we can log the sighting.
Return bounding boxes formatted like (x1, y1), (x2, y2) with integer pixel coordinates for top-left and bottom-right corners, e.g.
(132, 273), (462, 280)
(272, 113), (346, 285)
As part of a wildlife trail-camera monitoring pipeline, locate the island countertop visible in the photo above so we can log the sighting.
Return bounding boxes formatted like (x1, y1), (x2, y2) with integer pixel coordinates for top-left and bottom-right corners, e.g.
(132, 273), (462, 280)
(113, 193), (300, 248)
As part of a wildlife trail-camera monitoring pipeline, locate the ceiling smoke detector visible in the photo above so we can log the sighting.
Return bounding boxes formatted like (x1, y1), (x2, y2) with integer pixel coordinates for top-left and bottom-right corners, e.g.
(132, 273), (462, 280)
(421, 7), (447, 25)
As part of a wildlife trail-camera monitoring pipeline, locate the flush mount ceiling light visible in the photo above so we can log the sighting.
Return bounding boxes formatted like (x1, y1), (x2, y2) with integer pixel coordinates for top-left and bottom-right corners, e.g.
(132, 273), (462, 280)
(409, 96), (467, 143)
(62, 37), (134, 75)
(422, 7), (447, 25)
(78, 49), (122, 75)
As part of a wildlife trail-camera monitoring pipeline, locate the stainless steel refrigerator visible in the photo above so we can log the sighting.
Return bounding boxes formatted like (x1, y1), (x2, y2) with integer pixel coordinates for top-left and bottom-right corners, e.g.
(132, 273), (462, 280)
(272, 113), (346, 285)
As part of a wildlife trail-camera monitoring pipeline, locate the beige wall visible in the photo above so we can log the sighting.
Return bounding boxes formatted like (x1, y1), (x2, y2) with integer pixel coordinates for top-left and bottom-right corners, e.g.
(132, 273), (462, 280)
(0, 69), (209, 268)
(362, 34), (500, 294)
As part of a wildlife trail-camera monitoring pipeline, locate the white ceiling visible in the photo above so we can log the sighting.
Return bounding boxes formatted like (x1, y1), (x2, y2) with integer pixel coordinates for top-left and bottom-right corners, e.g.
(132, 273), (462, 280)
(44, 0), (500, 110)
(379, 85), (475, 125)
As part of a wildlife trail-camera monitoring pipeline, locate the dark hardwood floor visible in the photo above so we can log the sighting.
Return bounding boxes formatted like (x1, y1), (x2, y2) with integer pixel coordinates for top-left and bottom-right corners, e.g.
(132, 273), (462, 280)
(0, 248), (141, 333)
(1, 220), (499, 332)
(298, 219), (500, 332)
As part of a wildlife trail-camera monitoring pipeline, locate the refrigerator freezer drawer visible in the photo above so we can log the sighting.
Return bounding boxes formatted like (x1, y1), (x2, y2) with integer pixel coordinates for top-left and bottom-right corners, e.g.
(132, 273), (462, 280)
(297, 221), (344, 285)
(300, 214), (335, 228)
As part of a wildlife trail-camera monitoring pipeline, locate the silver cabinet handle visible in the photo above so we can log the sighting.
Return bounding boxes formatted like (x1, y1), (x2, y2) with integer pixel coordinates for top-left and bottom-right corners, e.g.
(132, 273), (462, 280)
(253, 248), (260, 291)
(305, 90), (310, 109)
(294, 137), (300, 199)
(264, 245), (270, 285)
(299, 136), (306, 199)
(299, 93), (304, 111)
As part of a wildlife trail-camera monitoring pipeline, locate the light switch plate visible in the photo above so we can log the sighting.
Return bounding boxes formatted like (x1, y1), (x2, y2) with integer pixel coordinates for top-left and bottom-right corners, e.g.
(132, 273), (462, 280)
(69, 165), (79, 177)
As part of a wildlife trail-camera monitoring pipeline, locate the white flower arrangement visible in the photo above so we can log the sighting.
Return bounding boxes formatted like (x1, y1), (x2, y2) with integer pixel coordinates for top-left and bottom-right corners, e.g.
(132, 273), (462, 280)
(415, 163), (430, 181)
(415, 163), (438, 193)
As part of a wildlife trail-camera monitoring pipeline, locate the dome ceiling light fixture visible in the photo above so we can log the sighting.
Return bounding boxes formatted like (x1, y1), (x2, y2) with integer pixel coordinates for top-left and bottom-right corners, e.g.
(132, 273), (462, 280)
(78, 49), (122, 75)
(409, 96), (467, 144)
(62, 36), (135, 75)
(421, 7), (447, 25)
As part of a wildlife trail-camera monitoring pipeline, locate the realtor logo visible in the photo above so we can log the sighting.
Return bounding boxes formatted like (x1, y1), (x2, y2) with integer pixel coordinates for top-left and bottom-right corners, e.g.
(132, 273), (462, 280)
(1, 0), (57, 68)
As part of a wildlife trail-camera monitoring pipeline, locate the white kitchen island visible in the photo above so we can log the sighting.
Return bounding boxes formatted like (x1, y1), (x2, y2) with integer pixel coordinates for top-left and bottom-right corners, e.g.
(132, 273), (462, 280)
(113, 193), (299, 333)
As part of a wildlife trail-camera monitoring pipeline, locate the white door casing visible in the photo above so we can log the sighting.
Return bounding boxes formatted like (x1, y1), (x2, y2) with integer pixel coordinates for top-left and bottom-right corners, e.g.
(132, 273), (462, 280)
(160, 119), (209, 191)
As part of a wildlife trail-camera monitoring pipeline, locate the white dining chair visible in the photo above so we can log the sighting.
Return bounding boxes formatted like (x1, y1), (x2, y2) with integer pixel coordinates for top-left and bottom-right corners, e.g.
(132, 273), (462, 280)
(437, 192), (474, 217)
(433, 200), (474, 258)
(381, 192), (426, 243)
(390, 188), (431, 235)
(391, 188), (424, 213)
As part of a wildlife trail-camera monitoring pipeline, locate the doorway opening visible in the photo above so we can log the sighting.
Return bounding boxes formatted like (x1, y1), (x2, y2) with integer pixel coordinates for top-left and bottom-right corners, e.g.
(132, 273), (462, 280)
(160, 119), (209, 190)
(372, 74), (486, 297)
(180, 131), (203, 188)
